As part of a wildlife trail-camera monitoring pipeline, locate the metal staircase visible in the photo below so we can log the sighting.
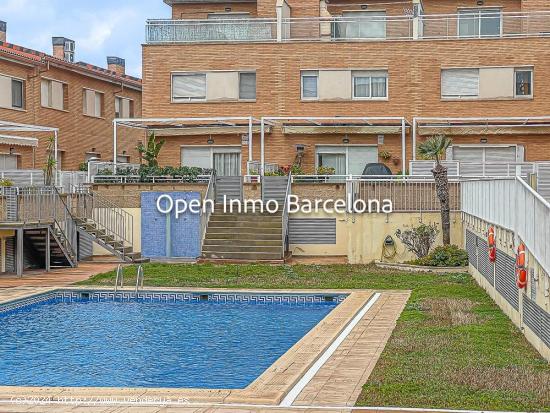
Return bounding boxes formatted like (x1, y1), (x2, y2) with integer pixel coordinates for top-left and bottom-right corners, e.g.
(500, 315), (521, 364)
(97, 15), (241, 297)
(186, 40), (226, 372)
(72, 187), (147, 263)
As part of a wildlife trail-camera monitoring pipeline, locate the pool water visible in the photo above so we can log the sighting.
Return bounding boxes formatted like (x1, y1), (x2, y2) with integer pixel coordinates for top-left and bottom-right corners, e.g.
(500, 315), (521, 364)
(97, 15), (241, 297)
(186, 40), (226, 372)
(0, 293), (341, 389)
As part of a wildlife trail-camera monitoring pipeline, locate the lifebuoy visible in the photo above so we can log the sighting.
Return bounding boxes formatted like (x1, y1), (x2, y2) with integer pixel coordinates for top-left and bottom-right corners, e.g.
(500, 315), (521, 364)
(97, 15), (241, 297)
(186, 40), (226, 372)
(488, 227), (496, 263)
(516, 243), (527, 289)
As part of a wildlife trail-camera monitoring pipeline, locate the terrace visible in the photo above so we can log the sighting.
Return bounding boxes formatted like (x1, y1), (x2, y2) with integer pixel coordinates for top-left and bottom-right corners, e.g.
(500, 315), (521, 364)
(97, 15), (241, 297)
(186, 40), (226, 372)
(145, 10), (550, 44)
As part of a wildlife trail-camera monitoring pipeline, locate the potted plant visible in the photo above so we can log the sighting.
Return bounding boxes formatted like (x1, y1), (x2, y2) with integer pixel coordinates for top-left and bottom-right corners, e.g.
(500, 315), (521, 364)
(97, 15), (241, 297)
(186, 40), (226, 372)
(379, 150), (392, 161)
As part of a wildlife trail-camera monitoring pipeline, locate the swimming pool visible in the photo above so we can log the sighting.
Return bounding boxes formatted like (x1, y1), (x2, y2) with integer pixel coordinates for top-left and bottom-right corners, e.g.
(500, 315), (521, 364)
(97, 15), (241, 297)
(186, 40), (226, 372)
(0, 290), (346, 389)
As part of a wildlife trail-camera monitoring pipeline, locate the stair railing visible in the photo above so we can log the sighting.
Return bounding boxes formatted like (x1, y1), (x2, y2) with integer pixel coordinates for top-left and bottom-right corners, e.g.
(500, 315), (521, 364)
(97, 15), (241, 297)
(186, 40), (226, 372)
(135, 265), (144, 293)
(281, 172), (292, 255)
(200, 170), (216, 251)
(72, 186), (134, 261)
(114, 264), (124, 292)
(51, 187), (78, 266)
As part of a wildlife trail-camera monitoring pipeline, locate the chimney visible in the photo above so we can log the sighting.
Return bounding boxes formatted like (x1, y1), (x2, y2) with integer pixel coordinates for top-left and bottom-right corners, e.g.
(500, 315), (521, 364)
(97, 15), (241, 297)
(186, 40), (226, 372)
(0, 21), (6, 43)
(107, 56), (125, 76)
(52, 37), (75, 62)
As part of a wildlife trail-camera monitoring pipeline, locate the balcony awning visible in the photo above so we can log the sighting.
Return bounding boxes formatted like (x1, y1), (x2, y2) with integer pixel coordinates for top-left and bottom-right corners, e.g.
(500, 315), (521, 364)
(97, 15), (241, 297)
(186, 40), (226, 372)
(282, 125), (408, 135)
(152, 125), (271, 137)
(416, 117), (550, 136)
(0, 135), (39, 147)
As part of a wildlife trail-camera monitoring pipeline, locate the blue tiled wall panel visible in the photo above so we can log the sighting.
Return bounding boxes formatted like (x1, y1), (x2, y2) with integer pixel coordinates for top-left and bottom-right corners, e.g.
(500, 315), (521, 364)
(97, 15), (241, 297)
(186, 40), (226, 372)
(141, 192), (201, 259)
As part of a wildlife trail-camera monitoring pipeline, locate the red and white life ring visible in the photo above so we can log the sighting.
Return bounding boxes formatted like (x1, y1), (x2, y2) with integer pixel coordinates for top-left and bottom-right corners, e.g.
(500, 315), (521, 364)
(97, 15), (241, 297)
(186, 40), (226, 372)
(515, 243), (527, 290)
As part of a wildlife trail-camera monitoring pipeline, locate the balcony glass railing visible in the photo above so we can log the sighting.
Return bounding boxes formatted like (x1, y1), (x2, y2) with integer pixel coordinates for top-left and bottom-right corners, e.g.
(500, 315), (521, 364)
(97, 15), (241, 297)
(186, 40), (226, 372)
(145, 11), (550, 44)
(146, 18), (277, 43)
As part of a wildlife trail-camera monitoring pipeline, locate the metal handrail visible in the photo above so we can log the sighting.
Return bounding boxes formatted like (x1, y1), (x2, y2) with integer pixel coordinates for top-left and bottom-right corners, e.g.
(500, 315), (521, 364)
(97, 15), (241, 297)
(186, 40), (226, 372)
(135, 265), (144, 293)
(115, 264), (124, 292)
(281, 173), (292, 254)
(200, 170), (216, 251)
(73, 188), (134, 260)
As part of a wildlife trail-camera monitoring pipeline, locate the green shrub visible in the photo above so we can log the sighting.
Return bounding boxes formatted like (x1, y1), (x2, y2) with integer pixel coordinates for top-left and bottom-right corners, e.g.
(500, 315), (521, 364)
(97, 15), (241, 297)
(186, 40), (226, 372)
(408, 245), (469, 267)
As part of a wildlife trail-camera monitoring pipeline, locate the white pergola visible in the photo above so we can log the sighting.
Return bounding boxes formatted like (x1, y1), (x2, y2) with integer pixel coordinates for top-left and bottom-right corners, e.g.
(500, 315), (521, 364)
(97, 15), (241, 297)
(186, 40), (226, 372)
(0, 120), (59, 183)
(260, 116), (409, 175)
(412, 116), (550, 160)
(113, 116), (261, 171)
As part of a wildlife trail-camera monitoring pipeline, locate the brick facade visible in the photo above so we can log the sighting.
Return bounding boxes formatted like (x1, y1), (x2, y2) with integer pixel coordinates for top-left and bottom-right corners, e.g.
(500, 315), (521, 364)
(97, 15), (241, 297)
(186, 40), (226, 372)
(0, 44), (142, 171)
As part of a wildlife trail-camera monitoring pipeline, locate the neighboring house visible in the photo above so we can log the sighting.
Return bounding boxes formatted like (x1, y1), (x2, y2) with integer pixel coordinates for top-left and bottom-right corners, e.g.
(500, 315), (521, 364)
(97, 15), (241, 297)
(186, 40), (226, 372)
(0, 22), (142, 171)
(141, 0), (550, 176)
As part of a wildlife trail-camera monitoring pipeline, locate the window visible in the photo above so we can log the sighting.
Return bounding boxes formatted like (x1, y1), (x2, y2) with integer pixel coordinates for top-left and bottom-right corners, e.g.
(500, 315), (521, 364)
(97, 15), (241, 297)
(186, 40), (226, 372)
(352, 71), (388, 99)
(458, 8), (502, 38)
(83, 89), (104, 117)
(0, 154), (18, 170)
(335, 11), (386, 39)
(172, 73), (207, 102)
(11, 79), (23, 109)
(441, 69), (480, 99)
(301, 71), (319, 100)
(41, 79), (68, 110)
(239, 72), (256, 100)
(115, 96), (135, 118)
(181, 146), (241, 176)
(316, 146), (378, 175)
(515, 69), (533, 97)
(0, 75), (25, 110)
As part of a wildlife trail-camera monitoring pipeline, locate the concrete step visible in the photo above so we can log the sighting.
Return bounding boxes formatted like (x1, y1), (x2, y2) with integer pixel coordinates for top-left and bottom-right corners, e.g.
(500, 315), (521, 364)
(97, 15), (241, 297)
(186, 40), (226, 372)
(203, 238), (281, 247)
(202, 244), (282, 253)
(205, 227), (282, 235)
(207, 221), (282, 229)
(205, 232), (281, 240)
(202, 251), (283, 260)
(209, 215), (282, 222)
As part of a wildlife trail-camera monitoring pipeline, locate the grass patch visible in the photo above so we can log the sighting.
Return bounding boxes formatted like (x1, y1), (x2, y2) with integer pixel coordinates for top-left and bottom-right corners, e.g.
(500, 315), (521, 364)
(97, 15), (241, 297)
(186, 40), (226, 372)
(79, 263), (550, 411)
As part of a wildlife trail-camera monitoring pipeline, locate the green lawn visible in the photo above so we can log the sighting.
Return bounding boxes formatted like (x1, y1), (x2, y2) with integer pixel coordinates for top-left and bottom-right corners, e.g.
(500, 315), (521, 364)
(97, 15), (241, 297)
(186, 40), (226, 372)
(79, 263), (550, 411)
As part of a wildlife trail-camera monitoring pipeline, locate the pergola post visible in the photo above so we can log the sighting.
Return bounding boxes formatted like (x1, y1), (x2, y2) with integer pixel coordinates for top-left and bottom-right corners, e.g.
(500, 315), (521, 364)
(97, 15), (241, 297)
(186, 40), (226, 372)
(260, 118), (265, 176)
(113, 120), (118, 174)
(401, 118), (406, 175)
(45, 229), (51, 272)
(412, 117), (417, 161)
(54, 130), (58, 186)
(248, 116), (253, 174)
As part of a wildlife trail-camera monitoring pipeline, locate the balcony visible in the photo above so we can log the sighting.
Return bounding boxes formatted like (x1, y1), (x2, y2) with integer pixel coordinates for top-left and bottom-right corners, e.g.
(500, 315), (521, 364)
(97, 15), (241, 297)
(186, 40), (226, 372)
(146, 18), (277, 43)
(145, 11), (550, 44)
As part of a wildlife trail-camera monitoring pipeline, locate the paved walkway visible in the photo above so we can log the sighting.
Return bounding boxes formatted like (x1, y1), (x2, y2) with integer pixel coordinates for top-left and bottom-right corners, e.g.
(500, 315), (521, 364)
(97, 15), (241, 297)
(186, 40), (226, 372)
(0, 262), (116, 289)
(294, 292), (410, 407)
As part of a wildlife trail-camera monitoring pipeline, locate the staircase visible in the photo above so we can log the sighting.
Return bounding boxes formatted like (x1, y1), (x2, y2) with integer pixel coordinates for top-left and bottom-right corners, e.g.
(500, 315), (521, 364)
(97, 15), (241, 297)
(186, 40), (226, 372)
(72, 188), (147, 263)
(202, 207), (284, 261)
(201, 175), (291, 262)
(24, 227), (76, 268)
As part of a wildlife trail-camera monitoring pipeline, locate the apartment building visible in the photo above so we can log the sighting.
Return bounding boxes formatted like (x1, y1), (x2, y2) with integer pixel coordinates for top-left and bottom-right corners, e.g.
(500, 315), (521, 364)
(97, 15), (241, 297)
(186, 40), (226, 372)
(0, 22), (142, 171)
(140, 0), (550, 176)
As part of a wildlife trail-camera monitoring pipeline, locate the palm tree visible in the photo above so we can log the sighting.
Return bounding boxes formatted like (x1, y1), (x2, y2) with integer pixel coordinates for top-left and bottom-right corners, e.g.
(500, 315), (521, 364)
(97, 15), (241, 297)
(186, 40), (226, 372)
(418, 134), (452, 245)
(44, 136), (57, 186)
(137, 132), (165, 167)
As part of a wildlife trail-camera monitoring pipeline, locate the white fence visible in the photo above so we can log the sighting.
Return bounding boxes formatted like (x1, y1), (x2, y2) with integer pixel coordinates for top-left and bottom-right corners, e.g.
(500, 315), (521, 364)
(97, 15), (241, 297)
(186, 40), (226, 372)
(462, 177), (550, 274)
(409, 160), (539, 178)
(0, 170), (88, 192)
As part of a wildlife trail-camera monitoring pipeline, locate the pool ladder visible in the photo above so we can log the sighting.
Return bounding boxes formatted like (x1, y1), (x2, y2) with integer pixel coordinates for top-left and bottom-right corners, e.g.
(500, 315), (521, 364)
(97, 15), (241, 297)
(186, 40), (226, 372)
(114, 264), (144, 294)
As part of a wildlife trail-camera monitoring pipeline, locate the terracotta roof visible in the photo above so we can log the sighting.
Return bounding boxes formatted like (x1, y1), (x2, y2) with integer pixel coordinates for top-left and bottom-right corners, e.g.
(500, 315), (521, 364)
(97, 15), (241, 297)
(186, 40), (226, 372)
(0, 41), (141, 89)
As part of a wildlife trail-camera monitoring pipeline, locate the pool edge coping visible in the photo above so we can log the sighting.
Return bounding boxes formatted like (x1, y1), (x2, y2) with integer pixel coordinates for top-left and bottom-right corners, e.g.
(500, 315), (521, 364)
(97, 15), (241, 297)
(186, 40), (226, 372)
(0, 286), (407, 406)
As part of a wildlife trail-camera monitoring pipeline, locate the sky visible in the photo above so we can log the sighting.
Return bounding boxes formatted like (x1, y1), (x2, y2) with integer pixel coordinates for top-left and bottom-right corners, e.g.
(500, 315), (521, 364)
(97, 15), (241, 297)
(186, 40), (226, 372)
(0, 0), (171, 78)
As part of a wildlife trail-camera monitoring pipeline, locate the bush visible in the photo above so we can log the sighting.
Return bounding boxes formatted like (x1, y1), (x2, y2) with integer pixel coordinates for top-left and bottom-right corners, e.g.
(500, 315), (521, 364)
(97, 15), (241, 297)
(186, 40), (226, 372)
(396, 224), (439, 258)
(408, 245), (469, 267)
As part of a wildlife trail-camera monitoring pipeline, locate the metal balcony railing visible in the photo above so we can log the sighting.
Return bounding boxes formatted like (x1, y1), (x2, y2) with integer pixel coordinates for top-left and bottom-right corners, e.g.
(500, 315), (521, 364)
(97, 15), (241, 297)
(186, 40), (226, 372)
(145, 11), (550, 44)
(146, 18), (277, 43)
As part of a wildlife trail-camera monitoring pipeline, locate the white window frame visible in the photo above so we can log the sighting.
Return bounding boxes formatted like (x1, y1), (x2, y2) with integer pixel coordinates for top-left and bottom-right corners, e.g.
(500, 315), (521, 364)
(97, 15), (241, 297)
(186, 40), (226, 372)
(82, 88), (104, 118)
(301, 70), (319, 100)
(238, 71), (257, 101)
(514, 68), (534, 98)
(115, 96), (135, 118)
(41, 77), (68, 111)
(0, 73), (26, 111)
(315, 144), (378, 175)
(352, 70), (388, 100)
(441, 68), (480, 100)
(449, 144), (523, 162)
(457, 8), (503, 38)
(10, 78), (24, 109)
(171, 72), (207, 103)
(180, 145), (242, 175)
